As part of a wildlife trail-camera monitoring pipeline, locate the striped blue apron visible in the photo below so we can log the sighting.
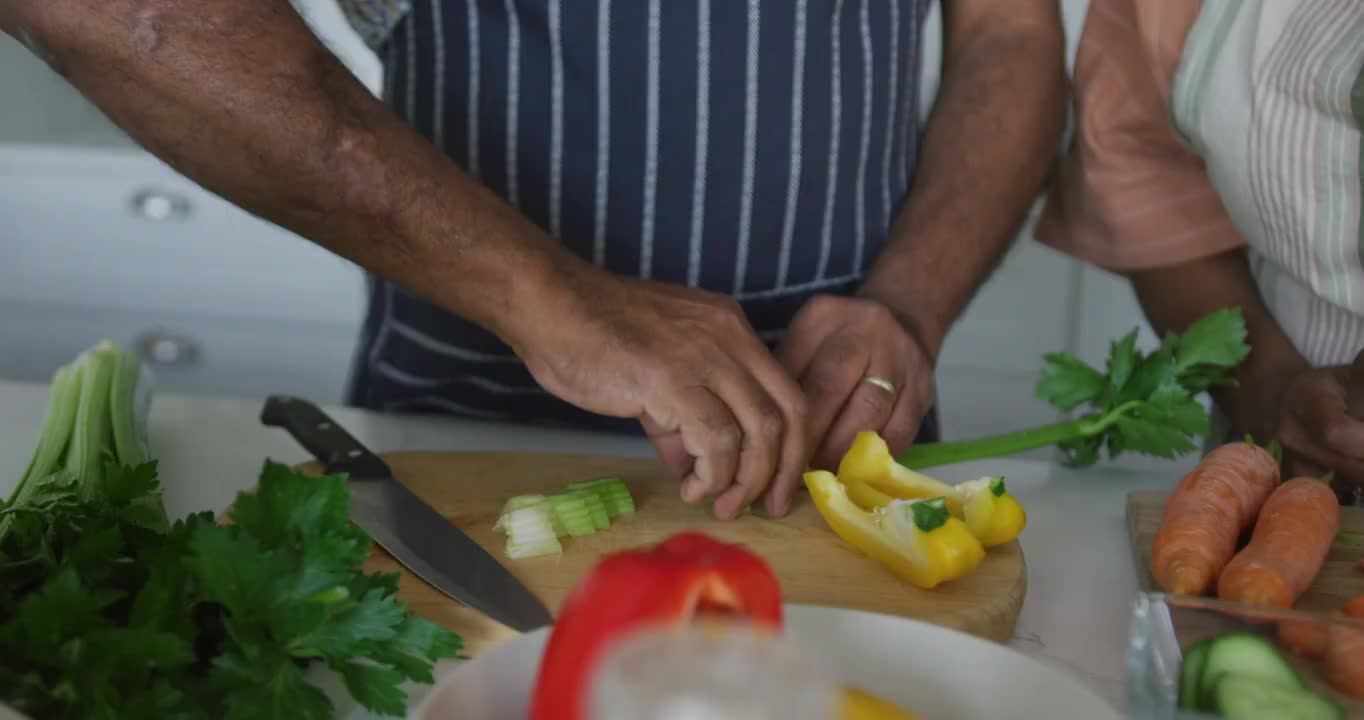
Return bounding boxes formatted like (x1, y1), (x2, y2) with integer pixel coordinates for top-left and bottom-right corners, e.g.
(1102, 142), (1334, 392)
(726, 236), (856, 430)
(345, 0), (939, 441)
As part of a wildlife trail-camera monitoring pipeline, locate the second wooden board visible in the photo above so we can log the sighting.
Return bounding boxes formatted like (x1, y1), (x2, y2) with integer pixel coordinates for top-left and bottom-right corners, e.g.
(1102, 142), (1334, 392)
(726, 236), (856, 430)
(333, 452), (1029, 656)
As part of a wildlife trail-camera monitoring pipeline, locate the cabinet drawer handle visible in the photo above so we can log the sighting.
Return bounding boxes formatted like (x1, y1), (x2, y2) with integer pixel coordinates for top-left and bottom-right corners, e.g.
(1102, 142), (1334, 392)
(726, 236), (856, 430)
(135, 332), (199, 366)
(130, 189), (192, 221)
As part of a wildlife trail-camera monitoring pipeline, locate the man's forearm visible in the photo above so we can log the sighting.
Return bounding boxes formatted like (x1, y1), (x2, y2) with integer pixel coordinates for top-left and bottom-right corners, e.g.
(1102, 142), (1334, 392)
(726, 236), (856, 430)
(1128, 249), (1307, 440)
(2, 0), (583, 344)
(859, 4), (1066, 360)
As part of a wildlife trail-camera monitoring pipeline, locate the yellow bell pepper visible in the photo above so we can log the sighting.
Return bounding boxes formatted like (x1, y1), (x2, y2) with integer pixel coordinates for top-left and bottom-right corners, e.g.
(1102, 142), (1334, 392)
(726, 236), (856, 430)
(837, 432), (962, 516)
(804, 471), (985, 590)
(955, 475), (1028, 548)
(839, 686), (922, 720)
(836, 431), (1028, 548)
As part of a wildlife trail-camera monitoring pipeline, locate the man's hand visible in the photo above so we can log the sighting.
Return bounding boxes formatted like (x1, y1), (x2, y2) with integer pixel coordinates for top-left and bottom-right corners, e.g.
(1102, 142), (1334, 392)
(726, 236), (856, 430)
(1269, 350), (1364, 497)
(512, 268), (808, 520)
(774, 295), (934, 471)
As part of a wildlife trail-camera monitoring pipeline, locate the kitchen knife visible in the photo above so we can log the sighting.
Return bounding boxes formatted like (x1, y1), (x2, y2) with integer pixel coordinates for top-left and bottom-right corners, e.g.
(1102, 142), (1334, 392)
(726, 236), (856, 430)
(260, 395), (553, 632)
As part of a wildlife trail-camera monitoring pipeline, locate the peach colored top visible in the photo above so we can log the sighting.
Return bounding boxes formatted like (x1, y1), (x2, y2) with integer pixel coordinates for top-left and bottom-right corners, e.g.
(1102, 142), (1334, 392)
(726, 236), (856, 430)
(1034, 0), (1244, 272)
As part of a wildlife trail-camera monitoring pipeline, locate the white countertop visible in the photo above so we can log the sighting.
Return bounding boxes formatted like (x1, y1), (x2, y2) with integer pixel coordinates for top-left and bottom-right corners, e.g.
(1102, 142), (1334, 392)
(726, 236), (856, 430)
(0, 378), (1182, 716)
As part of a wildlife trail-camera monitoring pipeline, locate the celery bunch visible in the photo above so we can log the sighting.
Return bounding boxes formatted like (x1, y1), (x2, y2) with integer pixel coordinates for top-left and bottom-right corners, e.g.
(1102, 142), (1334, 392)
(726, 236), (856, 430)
(3, 341), (165, 538)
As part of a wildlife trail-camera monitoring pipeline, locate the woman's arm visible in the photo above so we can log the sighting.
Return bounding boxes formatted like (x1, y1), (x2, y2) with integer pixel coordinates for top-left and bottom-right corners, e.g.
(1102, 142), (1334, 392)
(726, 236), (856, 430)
(1128, 249), (1307, 442)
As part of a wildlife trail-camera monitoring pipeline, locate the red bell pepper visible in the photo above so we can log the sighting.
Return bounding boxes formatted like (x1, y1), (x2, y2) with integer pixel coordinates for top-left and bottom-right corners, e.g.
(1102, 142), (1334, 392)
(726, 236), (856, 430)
(528, 532), (783, 720)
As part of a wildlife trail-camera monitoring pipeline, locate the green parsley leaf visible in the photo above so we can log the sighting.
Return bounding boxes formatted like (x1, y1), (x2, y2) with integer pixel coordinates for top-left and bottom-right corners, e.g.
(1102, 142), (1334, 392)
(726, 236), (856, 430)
(230, 460), (350, 547)
(187, 524), (289, 621)
(370, 616), (463, 684)
(295, 587), (406, 658)
(213, 648), (333, 720)
(333, 661), (408, 716)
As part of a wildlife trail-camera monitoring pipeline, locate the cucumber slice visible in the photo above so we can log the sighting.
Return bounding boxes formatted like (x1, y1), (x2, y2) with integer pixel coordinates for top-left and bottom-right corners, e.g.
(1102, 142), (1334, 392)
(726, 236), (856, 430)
(1179, 639), (1213, 710)
(1208, 674), (1342, 720)
(1200, 632), (1303, 701)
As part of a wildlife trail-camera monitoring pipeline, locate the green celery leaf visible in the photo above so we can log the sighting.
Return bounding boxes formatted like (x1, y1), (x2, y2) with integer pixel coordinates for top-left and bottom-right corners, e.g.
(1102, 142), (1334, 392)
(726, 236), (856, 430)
(1105, 329), (1140, 398)
(1178, 366), (1238, 394)
(1174, 307), (1250, 373)
(1144, 384), (1211, 437)
(1035, 353), (1107, 411)
(212, 647), (333, 720)
(1117, 351), (1176, 406)
(1105, 431), (1127, 460)
(1058, 435), (1104, 467)
(332, 661), (408, 717)
(1113, 415), (1197, 459)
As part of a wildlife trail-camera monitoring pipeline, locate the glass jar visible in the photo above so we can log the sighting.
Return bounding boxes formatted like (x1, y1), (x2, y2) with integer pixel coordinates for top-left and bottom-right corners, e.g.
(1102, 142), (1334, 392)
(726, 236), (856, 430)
(587, 620), (841, 720)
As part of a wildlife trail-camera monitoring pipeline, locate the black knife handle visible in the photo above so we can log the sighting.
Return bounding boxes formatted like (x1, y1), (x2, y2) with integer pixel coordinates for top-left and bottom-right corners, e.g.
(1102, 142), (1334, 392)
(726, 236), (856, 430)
(260, 395), (390, 477)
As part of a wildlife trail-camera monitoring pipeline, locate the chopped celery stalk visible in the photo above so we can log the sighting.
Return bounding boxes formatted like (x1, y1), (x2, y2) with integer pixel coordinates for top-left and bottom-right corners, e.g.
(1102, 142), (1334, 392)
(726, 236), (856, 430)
(574, 491), (610, 530)
(563, 478), (634, 519)
(558, 489), (608, 530)
(548, 495), (595, 537)
(502, 495), (550, 512)
(501, 505), (562, 559)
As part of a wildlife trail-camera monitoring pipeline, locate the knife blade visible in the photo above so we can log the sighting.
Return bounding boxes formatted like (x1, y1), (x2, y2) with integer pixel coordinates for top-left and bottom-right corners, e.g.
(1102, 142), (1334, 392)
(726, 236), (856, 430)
(260, 395), (553, 632)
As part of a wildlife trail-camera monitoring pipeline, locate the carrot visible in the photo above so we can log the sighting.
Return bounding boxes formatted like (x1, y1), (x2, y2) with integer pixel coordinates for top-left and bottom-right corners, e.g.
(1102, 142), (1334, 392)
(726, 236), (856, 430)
(1326, 596), (1364, 699)
(1151, 443), (1280, 595)
(1278, 618), (1331, 659)
(1217, 477), (1341, 607)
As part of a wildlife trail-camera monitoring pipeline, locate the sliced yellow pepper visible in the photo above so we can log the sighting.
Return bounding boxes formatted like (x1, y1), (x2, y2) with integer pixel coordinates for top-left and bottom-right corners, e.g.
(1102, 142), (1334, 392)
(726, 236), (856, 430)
(955, 475), (1028, 548)
(839, 686), (922, 720)
(804, 471), (985, 590)
(837, 432), (963, 516)
(836, 431), (1028, 548)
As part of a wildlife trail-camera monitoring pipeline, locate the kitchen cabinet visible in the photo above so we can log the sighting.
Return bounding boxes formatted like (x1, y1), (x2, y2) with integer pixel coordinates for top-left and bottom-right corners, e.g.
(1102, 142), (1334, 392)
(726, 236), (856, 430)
(0, 1), (371, 403)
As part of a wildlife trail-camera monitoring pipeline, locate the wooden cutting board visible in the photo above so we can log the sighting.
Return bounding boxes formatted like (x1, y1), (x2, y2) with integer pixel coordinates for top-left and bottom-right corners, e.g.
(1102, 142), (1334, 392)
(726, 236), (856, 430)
(1126, 491), (1364, 608)
(309, 451), (1027, 656)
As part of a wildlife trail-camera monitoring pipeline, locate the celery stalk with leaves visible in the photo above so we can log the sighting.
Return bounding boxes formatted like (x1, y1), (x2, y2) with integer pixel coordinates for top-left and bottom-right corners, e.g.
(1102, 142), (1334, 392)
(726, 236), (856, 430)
(898, 307), (1250, 469)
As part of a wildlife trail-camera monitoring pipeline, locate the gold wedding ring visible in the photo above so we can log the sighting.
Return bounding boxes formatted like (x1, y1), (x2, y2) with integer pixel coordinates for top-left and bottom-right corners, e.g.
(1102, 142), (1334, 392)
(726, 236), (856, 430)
(862, 376), (896, 394)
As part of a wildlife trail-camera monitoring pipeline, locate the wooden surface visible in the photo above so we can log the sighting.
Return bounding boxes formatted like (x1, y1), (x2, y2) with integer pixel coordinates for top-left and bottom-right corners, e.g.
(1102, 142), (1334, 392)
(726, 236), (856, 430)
(1126, 491), (1364, 609)
(326, 451), (1028, 656)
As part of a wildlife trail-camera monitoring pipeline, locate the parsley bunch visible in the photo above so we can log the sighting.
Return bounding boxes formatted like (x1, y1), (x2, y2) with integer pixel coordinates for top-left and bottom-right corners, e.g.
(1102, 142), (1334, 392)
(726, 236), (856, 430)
(0, 459), (460, 719)
(898, 307), (1251, 469)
